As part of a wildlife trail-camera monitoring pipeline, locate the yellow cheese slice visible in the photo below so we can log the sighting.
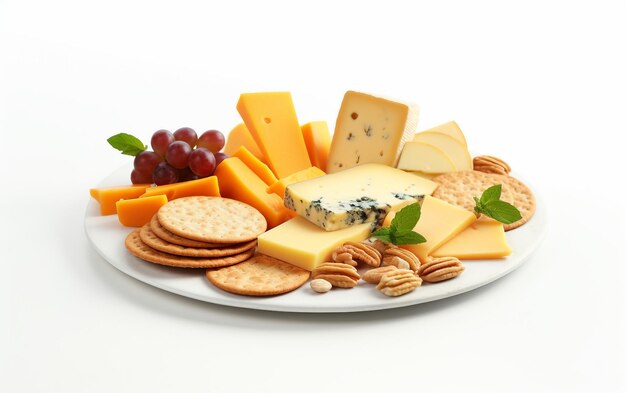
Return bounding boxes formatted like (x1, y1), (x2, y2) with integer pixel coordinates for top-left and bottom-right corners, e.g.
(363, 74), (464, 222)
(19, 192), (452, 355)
(266, 166), (326, 199)
(420, 121), (467, 146)
(224, 123), (265, 162)
(237, 92), (311, 179)
(431, 216), (511, 259)
(301, 121), (331, 172)
(257, 216), (371, 271)
(397, 141), (457, 173)
(413, 132), (472, 171)
(383, 196), (476, 262)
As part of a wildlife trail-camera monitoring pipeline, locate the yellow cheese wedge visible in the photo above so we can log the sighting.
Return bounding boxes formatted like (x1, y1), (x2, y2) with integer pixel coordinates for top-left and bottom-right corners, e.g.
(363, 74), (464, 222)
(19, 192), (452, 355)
(215, 157), (291, 229)
(232, 145), (278, 186)
(237, 92), (311, 179)
(257, 216), (371, 271)
(383, 196), (476, 262)
(266, 166), (326, 199)
(140, 176), (220, 200)
(301, 121), (331, 171)
(223, 123), (265, 162)
(421, 121), (467, 146)
(413, 132), (472, 171)
(327, 91), (419, 173)
(431, 216), (511, 259)
(397, 141), (457, 173)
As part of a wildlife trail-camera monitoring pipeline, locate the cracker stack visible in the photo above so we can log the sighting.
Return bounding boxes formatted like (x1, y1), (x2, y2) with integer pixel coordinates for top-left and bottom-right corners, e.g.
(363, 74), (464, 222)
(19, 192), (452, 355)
(125, 196), (266, 268)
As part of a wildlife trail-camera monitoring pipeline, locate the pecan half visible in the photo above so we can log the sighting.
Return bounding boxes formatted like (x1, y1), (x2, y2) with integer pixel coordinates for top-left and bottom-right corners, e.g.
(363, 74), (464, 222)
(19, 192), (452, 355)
(376, 269), (422, 297)
(311, 262), (360, 288)
(383, 248), (420, 272)
(331, 241), (382, 267)
(362, 265), (398, 284)
(473, 155), (511, 175)
(417, 256), (464, 282)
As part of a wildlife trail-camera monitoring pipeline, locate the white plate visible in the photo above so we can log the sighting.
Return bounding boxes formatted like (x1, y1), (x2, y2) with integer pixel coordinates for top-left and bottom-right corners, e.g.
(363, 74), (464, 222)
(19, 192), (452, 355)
(85, 164), (547, 313)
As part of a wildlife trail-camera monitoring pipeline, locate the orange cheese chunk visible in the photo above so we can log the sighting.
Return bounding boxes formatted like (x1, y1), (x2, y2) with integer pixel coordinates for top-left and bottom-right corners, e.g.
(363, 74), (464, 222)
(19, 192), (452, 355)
(232, 146), (278, 186)
(140, 176), (220, 200)
(224, 123), (265, 162)
(431, 216), (511, 259)
(301, 121), (331, 171)
(215, 157), (291, 229)
(116, 195), (168, 227)
(266, 166), (326, 199)
(89, 184), (150, 215)
(237, 92), (311, 179)
(383, 196), (476, 262)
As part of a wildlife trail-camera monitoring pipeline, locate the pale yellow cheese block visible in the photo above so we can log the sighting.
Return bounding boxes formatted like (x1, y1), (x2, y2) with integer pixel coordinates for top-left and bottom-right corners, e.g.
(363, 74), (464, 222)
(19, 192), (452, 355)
(431, 216), (511, 259)
(413, 132), (472, 171)
(421, 121), (467, 146)
(383, 196), (476, 262)
(397, 141), (457, 173)
(257, 216), (371, 271)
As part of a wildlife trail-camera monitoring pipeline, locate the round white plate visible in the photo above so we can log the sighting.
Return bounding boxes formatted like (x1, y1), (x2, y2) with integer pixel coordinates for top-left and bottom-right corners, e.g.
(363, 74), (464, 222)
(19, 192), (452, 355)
(85, 164), (547, 313)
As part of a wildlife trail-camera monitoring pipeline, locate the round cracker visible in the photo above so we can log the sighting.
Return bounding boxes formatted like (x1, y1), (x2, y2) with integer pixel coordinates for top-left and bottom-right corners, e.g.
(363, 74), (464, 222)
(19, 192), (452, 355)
(206, 254), (310, 296)
(125, 229), (255, 268)
(432, 171), (535, 231)
(157, 197), (267, 243)
(139, 224), (256, 257)
(150, 214), (227, 248)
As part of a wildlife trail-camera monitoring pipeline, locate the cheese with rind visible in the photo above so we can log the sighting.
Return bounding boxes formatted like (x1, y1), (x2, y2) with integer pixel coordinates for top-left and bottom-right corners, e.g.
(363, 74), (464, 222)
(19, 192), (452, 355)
(284, 164), (437, 231)
(327, 91), (419, 173)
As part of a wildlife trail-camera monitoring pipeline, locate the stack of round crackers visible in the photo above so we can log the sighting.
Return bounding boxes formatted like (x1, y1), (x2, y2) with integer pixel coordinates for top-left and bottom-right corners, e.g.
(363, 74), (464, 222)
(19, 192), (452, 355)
(125, 196), (267, 268)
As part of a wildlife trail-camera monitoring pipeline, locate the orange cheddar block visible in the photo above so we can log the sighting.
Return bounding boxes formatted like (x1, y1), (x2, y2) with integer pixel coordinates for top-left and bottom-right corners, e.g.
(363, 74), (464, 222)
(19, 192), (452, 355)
(116, 195), (168, 227)
(224, 123), (265, 162)
(215, 157), (291, 229)
(140, 176), (220, 200)
(89, 184), (150, 215)
(232, 146), (278, 186)
(237, 92), (311, 179)
(266, 166), (326, 199)
(301, 121), (331, 171)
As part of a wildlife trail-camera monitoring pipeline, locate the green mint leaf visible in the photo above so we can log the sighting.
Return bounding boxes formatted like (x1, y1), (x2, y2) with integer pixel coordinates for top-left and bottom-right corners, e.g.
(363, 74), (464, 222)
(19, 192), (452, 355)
(390, 202), (421, 234)
(482, 200), (522, 224)
(107, 133), (147, 156)
(393, 231), (427, 245)
(372, 227), (392, 243)
(480, 184), (502, 204)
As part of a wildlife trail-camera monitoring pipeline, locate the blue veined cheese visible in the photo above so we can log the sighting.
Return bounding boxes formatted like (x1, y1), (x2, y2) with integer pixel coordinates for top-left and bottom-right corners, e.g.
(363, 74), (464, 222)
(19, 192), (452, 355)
(326, 91), (419, 173)
(284, 164), (438, 231)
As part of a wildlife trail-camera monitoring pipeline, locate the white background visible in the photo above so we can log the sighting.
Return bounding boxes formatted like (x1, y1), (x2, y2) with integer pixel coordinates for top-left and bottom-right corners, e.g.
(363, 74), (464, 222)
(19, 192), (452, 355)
(1, 0), (625, 392)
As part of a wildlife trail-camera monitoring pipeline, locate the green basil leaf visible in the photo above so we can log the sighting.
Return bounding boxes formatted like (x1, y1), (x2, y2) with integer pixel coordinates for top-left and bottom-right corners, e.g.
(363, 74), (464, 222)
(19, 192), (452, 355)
(107, 133), (147, 156)
(482, 200), (522, 224)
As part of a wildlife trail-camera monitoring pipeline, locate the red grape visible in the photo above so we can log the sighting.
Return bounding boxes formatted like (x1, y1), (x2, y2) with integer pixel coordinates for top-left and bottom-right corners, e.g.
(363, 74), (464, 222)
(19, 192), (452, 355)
(214, 152), (229, 168)
(197, 130), (225, 152)
(151, 129), (174, 157)
(133, 150), (162, 177)
(178, 167), (199, 182)
(174, 127), (198, 147)
(188, 148), (216, 177)
(152, 162), (179, 185)
(131, 169), (152, 184)
(166, 141), (192, 169)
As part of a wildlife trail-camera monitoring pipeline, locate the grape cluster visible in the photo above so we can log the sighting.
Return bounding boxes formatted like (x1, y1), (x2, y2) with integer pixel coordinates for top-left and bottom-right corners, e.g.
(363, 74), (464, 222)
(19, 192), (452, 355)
(131, 127), (228, 185)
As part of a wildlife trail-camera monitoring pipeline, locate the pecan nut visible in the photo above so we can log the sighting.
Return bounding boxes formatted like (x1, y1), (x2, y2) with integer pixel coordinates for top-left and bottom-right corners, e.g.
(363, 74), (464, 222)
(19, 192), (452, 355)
(311, 262), (360, 288)
(473, 155), (511, 175)
(331, 241), (382, 267)
(376, 269), (422, 297)
(361, 238), (397, 254)
(362, 265), (398, 284)
(417, 256), (464, 282)
(383, 248), (420, 272)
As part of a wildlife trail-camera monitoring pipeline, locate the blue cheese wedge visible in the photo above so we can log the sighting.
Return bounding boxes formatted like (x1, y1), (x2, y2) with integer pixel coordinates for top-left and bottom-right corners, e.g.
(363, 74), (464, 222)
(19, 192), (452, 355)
(284, 164), (438, 231)
(326, 91), (419, 173)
